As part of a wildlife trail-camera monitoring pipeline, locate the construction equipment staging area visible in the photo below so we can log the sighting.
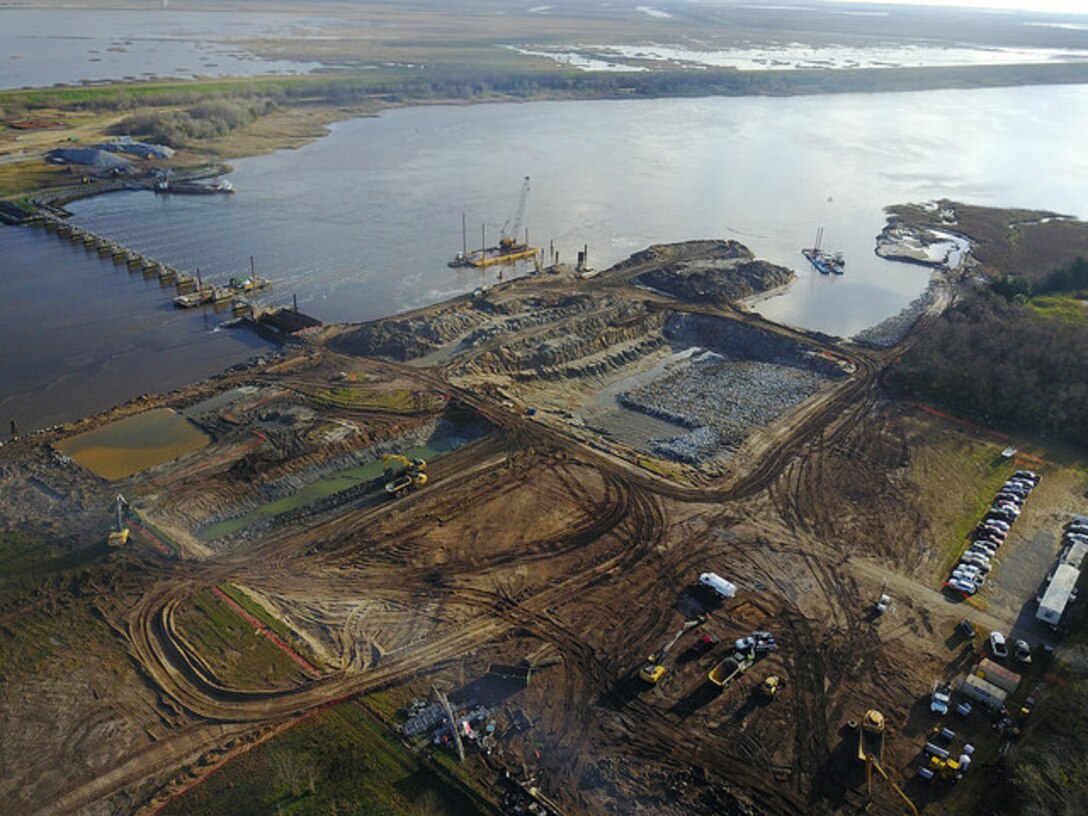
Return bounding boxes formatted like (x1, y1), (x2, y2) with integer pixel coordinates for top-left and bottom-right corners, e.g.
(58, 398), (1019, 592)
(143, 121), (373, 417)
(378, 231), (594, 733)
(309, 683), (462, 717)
(3, 229), (1087, 816)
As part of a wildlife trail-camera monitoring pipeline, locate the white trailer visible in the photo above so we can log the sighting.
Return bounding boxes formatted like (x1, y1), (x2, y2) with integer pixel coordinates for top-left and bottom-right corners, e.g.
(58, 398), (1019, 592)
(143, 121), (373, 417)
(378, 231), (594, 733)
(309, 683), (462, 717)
(1037, 564), (1081, 626)
(699, 572), (737, 599)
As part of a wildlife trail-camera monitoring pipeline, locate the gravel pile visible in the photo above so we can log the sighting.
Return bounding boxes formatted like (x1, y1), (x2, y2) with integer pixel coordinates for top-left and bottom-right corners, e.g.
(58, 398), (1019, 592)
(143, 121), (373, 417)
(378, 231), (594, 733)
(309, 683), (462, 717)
(618, 357), (830, 462)
(852, 280), (941, 349)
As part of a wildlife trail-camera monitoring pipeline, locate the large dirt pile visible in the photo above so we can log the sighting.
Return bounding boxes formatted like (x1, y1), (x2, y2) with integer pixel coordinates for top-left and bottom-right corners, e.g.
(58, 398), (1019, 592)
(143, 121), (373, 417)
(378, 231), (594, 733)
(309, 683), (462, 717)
(630, 240), (794, 305)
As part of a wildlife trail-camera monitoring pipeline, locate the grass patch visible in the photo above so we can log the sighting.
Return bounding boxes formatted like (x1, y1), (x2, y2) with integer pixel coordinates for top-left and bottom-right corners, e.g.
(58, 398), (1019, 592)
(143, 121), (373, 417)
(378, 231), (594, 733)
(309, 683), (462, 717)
(637, 456), (687, 482)
(1028, 293), (1088, 324)
(308, 387), (423, 413)
(905, 415), (1017, 580)
(159, 700), (489, 816)
(217, 582), (316, 666)
(175, 590), (309, 689)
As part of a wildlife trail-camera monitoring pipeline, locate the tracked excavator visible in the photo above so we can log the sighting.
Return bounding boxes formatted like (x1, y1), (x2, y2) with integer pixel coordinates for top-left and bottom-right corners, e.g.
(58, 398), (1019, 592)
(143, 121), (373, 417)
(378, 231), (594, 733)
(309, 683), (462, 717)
(383, 454), (428, 497)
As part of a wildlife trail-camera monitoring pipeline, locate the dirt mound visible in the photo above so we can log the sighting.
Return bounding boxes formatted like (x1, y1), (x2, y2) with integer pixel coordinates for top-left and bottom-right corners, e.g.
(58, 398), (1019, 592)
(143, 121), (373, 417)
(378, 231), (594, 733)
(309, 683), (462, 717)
(630, 240), (794, 305)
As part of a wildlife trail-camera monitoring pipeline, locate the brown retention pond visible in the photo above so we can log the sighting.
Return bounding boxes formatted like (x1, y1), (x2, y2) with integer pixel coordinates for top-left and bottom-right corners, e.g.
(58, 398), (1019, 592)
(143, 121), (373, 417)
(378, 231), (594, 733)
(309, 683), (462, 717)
(57, 407), (210, 480)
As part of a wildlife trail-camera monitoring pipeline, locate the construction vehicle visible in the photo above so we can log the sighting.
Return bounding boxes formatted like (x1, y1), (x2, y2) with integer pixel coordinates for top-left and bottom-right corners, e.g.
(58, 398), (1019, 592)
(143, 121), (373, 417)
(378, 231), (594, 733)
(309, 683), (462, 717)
(708, 653), (753, 687)
(382, 454), (428, 497)
(868, 757), (919, 815)
(734, 631), (777, 656)
(639, 615), (707, 684)
(857, 709), (885, 763)
(759, 675), (783, 699)
(927, 754), (962, 782)
(107, 494), (129, 547)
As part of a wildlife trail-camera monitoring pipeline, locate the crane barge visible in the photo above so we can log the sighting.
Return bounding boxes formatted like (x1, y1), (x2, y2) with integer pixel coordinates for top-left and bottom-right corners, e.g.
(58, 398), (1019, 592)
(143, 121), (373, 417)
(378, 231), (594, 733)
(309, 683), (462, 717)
(450, 177), (539, 268)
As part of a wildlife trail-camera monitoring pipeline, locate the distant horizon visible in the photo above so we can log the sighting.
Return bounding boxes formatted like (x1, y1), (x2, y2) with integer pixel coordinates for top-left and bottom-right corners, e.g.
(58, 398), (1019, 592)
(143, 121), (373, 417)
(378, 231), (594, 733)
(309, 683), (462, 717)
(831, 0), (1088, 16)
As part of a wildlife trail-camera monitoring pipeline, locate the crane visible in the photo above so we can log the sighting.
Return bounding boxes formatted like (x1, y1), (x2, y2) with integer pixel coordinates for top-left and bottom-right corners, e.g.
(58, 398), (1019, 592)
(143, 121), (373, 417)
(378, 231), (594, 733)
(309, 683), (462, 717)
(499, 176), (531, 250)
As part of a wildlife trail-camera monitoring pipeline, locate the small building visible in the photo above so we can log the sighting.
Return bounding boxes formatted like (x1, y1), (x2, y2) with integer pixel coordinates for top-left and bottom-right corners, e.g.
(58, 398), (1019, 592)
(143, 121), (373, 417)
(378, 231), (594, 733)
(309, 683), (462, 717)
(44, 148), (134, 173)
(698, 572), (736, 599)
(960, 674), (1007, 709)
(975, 658), (1020, 695)
(1037, 563), (1081, 627)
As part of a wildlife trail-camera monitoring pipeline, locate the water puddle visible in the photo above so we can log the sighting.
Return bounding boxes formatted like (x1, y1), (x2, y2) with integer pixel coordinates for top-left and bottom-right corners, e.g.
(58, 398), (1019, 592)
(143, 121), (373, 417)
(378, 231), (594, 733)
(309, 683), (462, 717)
(57, 408), (210, 480)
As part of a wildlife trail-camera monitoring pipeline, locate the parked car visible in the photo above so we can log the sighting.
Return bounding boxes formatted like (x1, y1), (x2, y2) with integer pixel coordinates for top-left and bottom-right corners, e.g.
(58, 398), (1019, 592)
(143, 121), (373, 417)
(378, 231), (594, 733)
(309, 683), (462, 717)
(989, 631), (1008, 658)
(983, 516), (1012, 530)
(1014, 639), (1032, 664)
(960, 553), (992, 569)
(976, 527), (1006, 542)
(1013, 470), (1040, 483)
(994, 502), (1021, 516)
(949, 578), (978, 595)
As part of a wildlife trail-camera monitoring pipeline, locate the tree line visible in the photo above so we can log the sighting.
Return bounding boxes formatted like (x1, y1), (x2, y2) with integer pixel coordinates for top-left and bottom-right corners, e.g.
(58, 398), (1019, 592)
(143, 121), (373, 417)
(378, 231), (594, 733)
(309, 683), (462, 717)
(889, 290), (1088, 447)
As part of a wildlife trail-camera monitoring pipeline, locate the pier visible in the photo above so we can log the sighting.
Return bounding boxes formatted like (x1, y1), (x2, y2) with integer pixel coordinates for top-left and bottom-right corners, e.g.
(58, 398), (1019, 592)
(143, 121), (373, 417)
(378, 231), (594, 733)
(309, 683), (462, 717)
(30, 212), (191, 287)
(25, 211), (267, 308)
(22, 209), (320, 341)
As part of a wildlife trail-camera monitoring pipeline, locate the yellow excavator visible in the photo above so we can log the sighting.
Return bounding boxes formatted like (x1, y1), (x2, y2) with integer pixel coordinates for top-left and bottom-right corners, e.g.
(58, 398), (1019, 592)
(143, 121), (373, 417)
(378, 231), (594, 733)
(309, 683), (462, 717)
(383, 454), (428, 497)
(107, 494), (130, 547)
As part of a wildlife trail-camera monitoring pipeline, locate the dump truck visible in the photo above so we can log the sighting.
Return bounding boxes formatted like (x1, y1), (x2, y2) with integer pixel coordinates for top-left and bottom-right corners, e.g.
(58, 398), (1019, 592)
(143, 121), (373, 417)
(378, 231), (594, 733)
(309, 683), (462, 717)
(708, 653), (753, 687)
(857, 709), (885, 763)
(383, 454), (428, 497)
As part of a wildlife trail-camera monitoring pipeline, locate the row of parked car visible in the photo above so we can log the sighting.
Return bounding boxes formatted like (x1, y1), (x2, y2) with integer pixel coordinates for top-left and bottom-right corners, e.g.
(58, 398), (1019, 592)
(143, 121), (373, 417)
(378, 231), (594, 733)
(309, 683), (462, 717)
(946, 470), (1041, 596)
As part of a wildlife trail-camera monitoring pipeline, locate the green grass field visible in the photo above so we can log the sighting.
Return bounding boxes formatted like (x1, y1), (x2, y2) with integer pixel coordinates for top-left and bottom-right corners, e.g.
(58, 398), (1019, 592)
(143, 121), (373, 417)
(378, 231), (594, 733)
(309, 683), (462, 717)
(174, 589), (310, 689)
(159, 701), (488, 816)
(1028, 293), (1088, 324)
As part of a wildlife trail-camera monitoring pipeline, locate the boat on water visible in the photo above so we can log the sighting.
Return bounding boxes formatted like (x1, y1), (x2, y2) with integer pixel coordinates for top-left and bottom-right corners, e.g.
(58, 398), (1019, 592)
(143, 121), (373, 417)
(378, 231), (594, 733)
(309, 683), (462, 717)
(449, 177), (539, 269)
(802, 228), (845, 275)
(155, 178), (234, 195)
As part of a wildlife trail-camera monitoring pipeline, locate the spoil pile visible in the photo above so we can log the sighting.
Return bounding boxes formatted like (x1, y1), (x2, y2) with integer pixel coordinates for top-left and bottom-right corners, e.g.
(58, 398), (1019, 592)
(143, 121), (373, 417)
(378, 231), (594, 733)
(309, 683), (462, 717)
(632, 240), (794, 305)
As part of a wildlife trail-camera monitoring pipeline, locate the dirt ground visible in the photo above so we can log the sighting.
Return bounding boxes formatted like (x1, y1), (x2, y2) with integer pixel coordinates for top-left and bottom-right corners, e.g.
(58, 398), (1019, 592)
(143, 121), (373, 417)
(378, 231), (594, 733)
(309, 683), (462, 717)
(1, 238), (1086, 816)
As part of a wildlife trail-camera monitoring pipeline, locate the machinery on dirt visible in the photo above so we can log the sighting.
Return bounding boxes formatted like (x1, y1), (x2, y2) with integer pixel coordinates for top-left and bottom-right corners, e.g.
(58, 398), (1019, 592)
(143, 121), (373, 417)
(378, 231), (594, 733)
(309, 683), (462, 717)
(759, 675), (783, 699)
(734, 631), (777, 657)
(708, 653), (753, 687)
(383, 454), (428, 497)
(639, 615), (707, 684)
(856, 709), (885, 763)
(868, 756), (919, 815)
(930, 681), (953, 715)
(107, 494), (129, 547)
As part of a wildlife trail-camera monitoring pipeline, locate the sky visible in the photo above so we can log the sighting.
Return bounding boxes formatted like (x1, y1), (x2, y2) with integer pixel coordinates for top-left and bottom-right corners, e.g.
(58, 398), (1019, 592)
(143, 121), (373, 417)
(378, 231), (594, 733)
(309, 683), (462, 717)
(835, 0), (1088, 15)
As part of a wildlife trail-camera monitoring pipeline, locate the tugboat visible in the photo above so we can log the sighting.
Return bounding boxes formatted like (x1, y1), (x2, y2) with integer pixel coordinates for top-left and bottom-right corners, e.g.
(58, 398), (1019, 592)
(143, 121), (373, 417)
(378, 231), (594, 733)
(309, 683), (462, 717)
(802, 228), (845, 275)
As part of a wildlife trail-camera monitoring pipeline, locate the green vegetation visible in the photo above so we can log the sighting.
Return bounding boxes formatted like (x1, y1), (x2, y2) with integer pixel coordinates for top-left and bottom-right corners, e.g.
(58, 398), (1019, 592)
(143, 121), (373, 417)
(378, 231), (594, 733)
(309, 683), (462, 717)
(309, 387), (422, 413)
(174, 590), (309, 688)
(1003, 675), (1088, 815)
(217, 582), (315, 666)
(112, 97), (278, 148)
(891, 292), (1088, 447)
(159, 701), (486, 816)
(1027, 294), (1088, 324)
(991, 257), (1088, 303)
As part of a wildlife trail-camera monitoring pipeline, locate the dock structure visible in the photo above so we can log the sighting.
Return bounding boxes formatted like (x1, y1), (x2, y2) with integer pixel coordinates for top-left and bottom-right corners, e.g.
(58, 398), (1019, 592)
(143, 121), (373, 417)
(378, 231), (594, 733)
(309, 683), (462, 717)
(25, 212), (257, 307)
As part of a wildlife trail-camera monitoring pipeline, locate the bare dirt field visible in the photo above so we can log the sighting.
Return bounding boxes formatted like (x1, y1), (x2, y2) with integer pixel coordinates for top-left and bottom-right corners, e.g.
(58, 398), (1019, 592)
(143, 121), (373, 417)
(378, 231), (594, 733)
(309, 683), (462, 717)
(1, 237), (1086, 816)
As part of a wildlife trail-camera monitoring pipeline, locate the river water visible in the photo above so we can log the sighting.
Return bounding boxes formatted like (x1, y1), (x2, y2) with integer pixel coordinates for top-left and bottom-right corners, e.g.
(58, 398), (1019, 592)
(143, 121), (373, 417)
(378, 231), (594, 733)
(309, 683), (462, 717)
(4, 85), (1088, 433)
(0, 7), (323, 89)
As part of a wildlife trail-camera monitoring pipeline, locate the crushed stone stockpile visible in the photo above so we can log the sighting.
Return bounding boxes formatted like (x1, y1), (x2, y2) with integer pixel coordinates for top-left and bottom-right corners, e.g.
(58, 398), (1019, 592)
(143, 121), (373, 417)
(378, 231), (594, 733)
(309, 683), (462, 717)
(618, 356), (830, 462)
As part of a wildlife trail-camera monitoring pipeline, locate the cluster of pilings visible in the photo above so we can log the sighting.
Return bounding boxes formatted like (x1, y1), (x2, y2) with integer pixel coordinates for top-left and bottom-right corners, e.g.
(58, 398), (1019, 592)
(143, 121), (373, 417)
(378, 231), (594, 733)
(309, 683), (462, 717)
(30, 213), (198, 293)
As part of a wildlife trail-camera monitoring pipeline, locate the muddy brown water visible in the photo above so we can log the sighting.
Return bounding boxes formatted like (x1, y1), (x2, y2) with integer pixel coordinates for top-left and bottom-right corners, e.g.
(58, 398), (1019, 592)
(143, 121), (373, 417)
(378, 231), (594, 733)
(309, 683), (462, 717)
(56, 408), (211, 480)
